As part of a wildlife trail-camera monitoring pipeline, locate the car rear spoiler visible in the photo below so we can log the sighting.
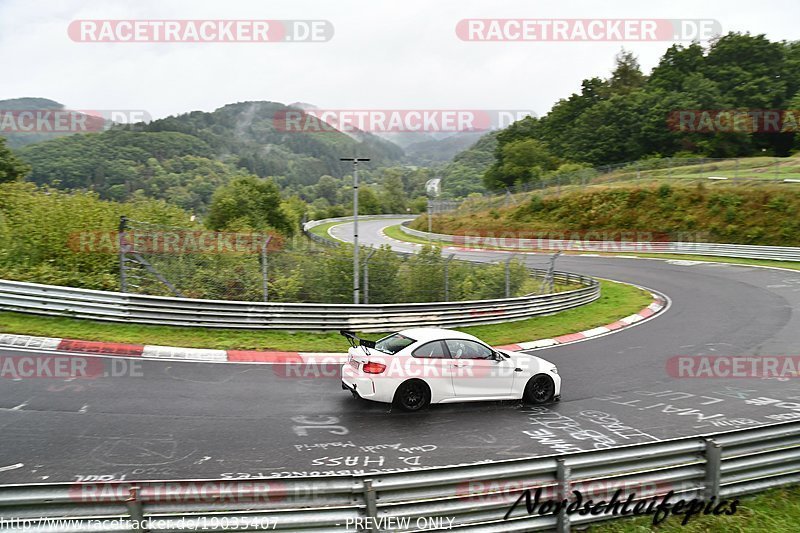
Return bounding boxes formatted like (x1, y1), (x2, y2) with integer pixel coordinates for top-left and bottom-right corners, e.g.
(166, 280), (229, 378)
(340, 330), (376, 354)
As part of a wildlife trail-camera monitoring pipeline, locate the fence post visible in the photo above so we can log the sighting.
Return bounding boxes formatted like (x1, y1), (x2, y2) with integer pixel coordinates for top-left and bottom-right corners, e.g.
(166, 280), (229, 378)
(704, 438), (722, 500)
(444, 253), (455, 301)
(556, 459), (571, 533)
(362, 479), (379, 533)
(261, 235), (271, 303)
(505, 255), (515, 298)
(363, 247), (377, 304)
(119, 216), (128, 293)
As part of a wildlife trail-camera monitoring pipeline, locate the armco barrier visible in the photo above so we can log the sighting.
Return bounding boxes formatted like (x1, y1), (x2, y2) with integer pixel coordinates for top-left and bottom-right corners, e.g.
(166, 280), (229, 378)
(399, 221), (800, 262)
(0, 420), (798, 532)
(0, 215), (601, 332)
(0, 273), (598, 332)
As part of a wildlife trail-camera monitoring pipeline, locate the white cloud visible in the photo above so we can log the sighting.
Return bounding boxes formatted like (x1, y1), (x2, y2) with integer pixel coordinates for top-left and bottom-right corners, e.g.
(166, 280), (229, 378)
(0, 0), (797, 119)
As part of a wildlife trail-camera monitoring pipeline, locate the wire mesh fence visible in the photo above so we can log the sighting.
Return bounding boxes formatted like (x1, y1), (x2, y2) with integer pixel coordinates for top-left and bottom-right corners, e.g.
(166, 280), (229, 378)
(120, 218), (568, 304)
(459, 156), (800, 213)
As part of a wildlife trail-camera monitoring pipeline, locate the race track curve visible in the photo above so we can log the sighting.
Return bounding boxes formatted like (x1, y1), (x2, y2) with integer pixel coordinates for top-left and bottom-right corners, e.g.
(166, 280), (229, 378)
(0, 217), (799, 484)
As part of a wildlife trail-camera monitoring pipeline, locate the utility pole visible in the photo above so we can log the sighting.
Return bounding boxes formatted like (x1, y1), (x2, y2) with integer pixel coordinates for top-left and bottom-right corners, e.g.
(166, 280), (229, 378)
(341, 157), (370, 304)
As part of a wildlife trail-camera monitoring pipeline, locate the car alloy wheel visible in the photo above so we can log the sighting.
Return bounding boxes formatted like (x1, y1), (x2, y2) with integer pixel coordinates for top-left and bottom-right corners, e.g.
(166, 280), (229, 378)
(395, 380), (430, 411)
(525, 374), (555, 404)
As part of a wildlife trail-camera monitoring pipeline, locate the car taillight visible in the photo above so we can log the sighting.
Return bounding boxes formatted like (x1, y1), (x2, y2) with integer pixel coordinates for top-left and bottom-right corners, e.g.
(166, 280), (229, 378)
(362, 361), (386, 374)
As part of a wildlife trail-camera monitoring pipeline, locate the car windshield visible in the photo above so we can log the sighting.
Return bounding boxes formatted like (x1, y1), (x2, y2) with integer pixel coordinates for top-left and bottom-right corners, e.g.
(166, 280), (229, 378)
(374, 333), (416, 355)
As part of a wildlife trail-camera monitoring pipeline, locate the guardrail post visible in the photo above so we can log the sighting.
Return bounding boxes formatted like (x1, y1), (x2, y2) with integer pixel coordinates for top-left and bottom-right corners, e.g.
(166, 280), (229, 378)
(125, 486), (148, 532)
(704, 438), (722, 500)
(556, 459), (571, 533)
(362, 479), (379, 533)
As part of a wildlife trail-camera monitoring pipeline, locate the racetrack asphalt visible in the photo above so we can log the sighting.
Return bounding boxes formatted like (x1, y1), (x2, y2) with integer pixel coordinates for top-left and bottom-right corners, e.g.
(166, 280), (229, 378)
(0, 218), (799, 484)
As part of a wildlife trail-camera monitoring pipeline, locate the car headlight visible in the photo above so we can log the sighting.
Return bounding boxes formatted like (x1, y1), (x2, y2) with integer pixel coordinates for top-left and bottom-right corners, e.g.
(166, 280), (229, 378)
(550, 366), (558, 374)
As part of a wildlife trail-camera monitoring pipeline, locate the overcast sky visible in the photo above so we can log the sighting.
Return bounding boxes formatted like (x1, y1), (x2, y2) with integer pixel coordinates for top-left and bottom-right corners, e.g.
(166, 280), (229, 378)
(1, 0), (797, 120)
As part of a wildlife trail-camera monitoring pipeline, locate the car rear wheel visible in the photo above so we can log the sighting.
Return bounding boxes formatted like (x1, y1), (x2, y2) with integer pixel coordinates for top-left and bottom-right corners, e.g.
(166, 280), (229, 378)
(524, 374), (556, 404)
(394, 380), (431, 411)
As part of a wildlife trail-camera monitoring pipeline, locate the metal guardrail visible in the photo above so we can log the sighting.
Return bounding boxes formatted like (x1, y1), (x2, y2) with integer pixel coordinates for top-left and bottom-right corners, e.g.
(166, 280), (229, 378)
(0, 216), (600, 332)
(399, 222), (800, 262)
(1, 420), (798, 532)
(0, 275), (598, 333)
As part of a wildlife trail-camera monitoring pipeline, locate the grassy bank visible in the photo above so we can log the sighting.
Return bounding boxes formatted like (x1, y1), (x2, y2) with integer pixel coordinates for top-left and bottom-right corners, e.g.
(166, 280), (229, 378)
(588, 485), (800, 533)
(411, 183), (800, 247)
(0, 280), (651, 352)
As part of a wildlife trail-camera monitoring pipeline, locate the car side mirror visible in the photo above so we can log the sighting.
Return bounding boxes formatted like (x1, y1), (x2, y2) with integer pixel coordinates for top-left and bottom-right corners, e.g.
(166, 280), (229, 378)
(492, 352), (504, 362)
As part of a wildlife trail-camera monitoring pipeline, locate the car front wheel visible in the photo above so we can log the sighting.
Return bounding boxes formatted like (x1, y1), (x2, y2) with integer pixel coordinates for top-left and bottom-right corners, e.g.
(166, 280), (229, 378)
(394, 380), (431, 411)
(524, 374), (556, 404)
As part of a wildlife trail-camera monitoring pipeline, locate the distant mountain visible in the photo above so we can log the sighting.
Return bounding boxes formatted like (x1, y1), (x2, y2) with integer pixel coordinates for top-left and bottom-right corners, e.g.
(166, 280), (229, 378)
(402, 131), (487, 165)
(16, 100), (406, 211)
(0, 98), (100, 149)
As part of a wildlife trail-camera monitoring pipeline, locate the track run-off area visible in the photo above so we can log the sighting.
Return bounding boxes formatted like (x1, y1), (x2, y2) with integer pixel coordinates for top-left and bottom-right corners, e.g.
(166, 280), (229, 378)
(1, 217), (800, 484)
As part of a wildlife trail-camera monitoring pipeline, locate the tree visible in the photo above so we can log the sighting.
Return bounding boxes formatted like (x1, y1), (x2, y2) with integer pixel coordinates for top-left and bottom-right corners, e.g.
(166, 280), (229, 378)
(0, 137), (30, 183)
(206, 175), (293, 234)
(379, 169), (408, 213)
(484, 138), (558, 189)
(609, 49), (646, 95)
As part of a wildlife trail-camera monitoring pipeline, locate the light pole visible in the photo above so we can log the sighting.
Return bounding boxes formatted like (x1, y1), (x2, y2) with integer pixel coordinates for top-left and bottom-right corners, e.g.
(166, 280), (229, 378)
(341, 157), (370, 304)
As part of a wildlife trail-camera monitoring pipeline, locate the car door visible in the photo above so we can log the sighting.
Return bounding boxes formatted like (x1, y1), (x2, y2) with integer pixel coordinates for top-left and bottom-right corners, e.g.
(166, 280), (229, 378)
(410, 340), (455, 400)
(446, 339), (515, 398)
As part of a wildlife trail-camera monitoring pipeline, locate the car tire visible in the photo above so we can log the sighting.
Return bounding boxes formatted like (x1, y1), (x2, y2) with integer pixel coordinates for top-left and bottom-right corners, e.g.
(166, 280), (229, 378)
(523, 374), (556, 404)
(393, 380), (431, 411)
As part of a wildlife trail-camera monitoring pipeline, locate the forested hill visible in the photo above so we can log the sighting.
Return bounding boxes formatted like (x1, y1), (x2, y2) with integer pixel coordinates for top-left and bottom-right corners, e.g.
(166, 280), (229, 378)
(139, 101), (404, 179)
(483, 33), (800, 190)
(15, 101), (405, 210)
(0, 97), (82, 148)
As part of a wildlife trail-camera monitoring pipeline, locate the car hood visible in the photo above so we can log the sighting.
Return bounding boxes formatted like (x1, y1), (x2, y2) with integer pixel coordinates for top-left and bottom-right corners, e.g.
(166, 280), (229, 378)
(498, 348), (557, 372)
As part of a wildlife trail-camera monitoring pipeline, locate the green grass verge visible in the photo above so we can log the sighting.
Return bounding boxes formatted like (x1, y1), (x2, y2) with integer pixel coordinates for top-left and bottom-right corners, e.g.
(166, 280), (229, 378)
(382, 224), (800, 273)
(307, 221), (346, 241)
(0, 280), (650, 352)
(383, 223), (432, 246)
(588, 485), (800, 533)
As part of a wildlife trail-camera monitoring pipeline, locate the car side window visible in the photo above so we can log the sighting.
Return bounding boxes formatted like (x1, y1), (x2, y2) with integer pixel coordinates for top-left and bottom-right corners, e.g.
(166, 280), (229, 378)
(445, 339), (494, 360)
(412, 340), (450, 359)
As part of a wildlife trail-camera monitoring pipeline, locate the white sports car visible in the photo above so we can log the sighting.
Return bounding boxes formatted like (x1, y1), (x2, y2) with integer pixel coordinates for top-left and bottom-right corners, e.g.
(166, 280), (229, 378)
(340, 328), (561, 411)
